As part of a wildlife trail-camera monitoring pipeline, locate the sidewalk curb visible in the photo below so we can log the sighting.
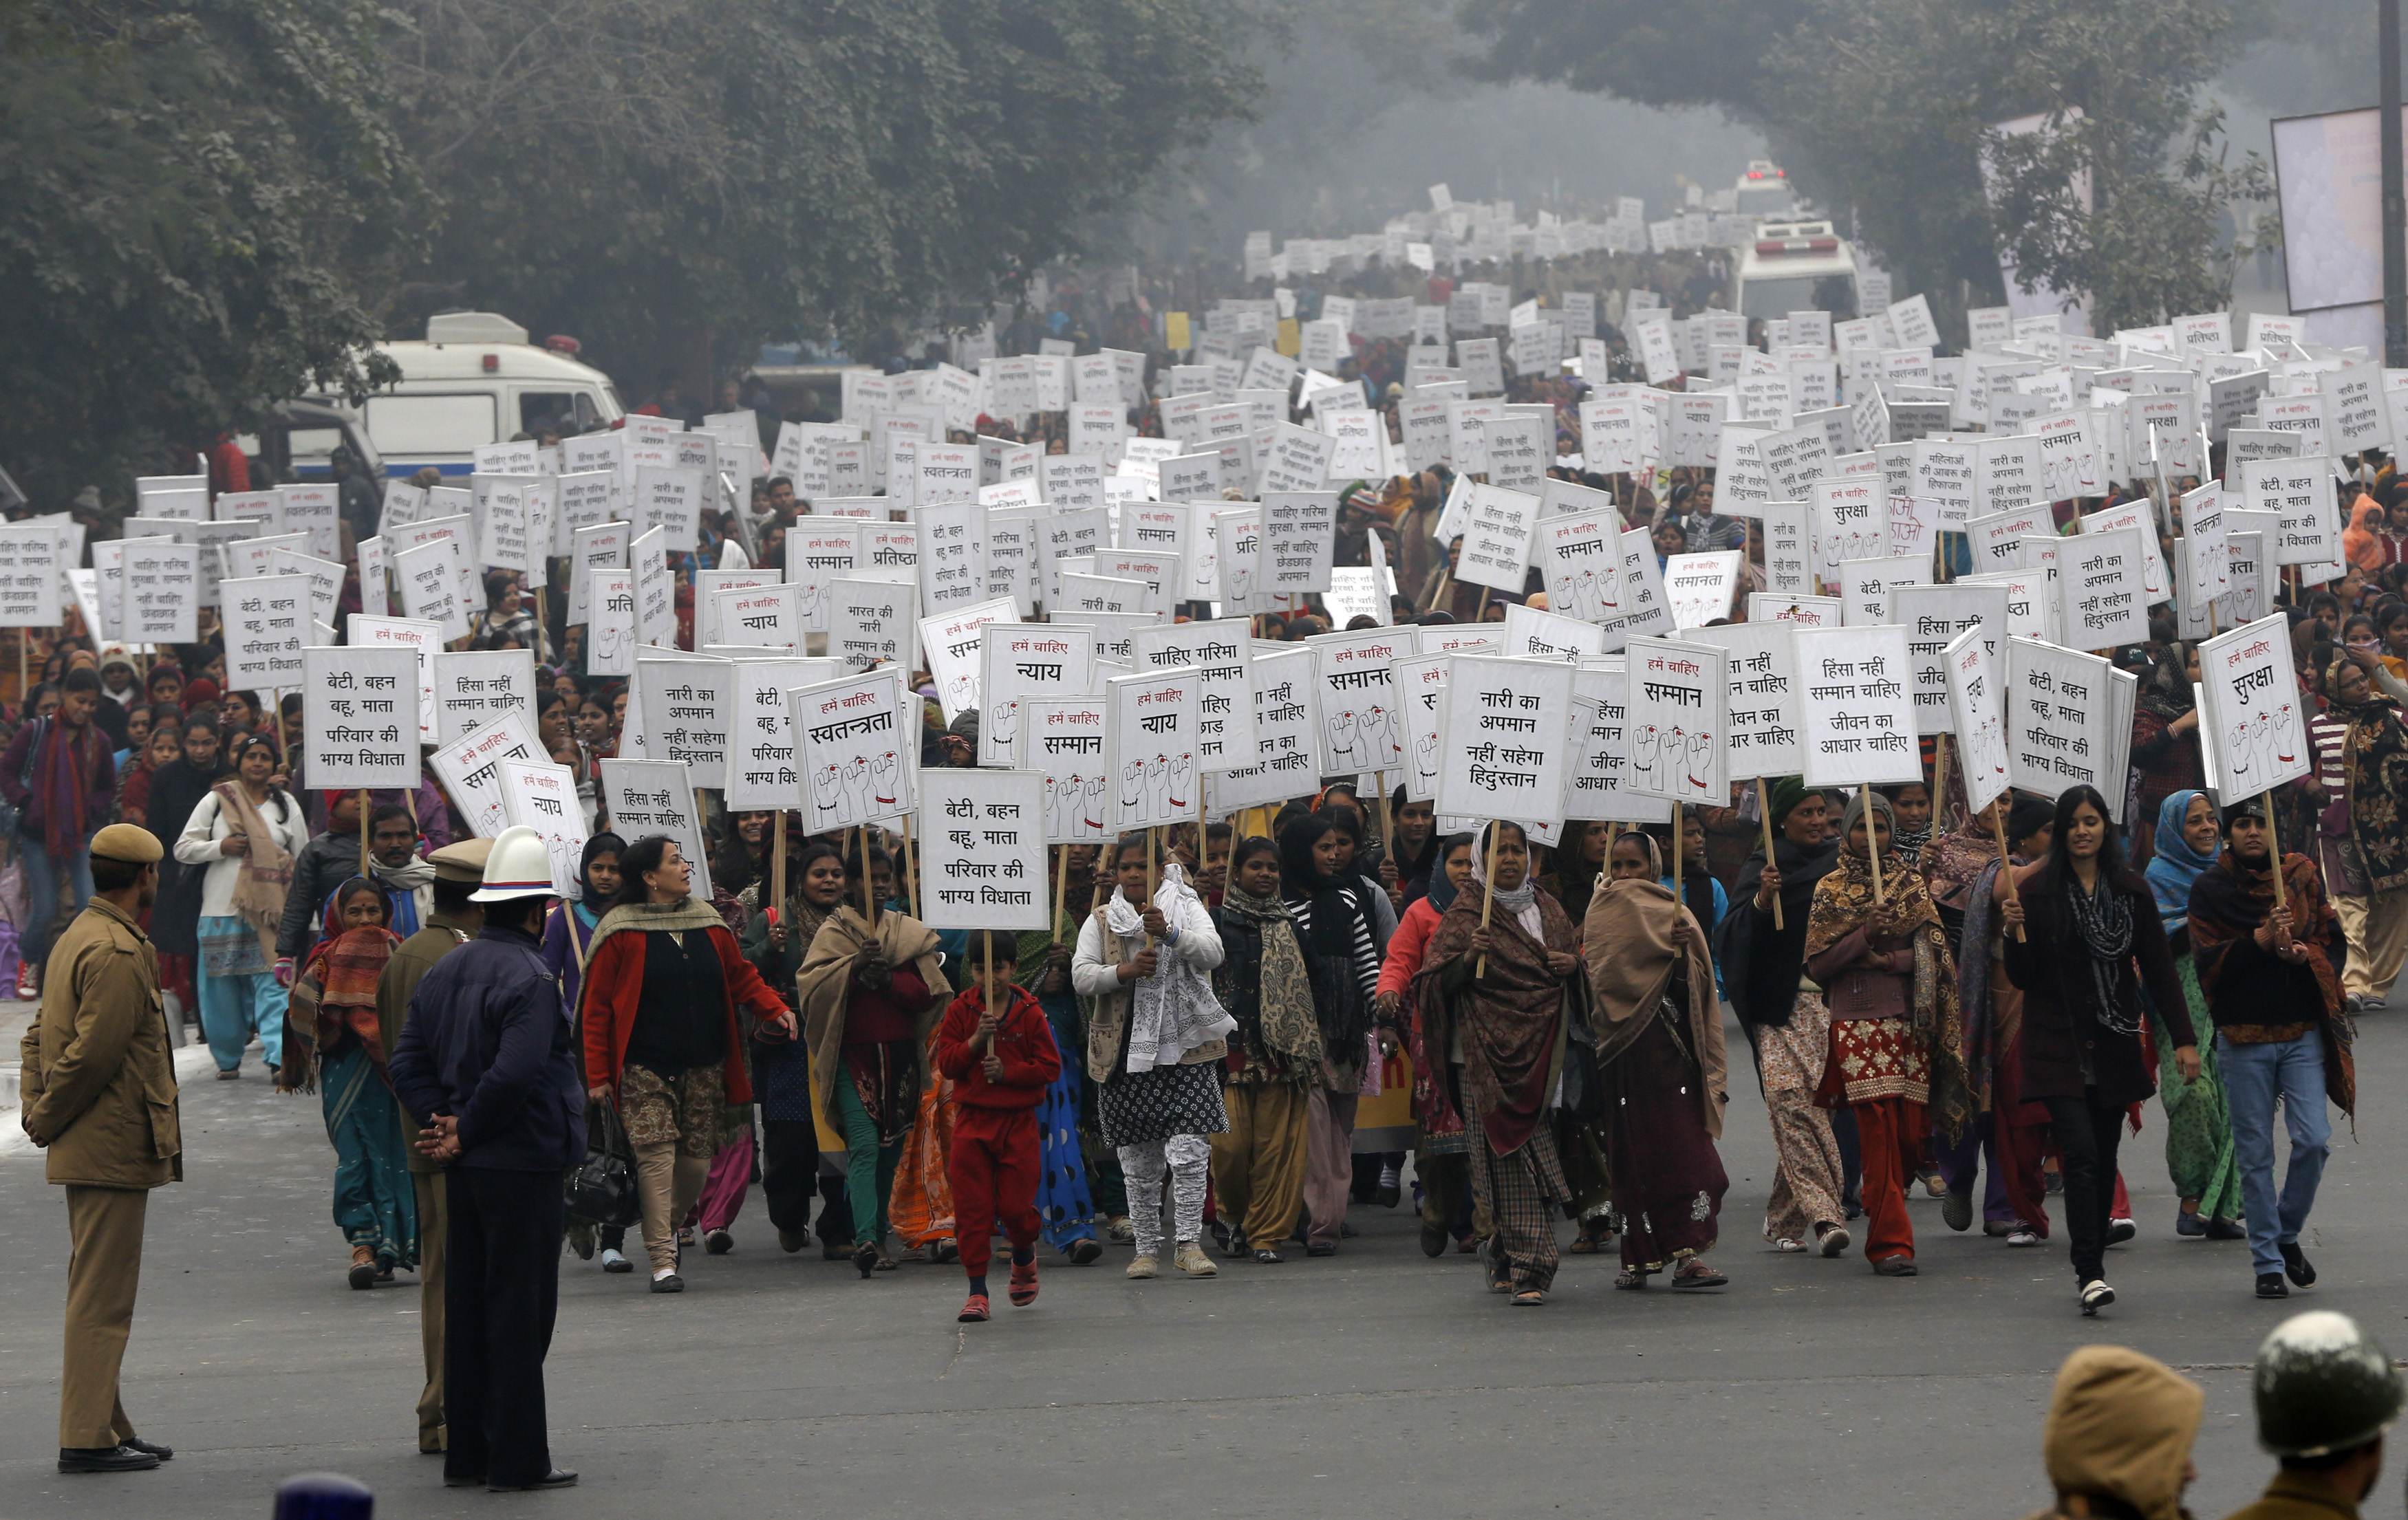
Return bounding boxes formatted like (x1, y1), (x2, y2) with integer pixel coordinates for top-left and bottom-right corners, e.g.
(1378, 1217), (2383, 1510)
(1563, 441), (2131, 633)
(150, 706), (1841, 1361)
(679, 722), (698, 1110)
(0, 1041), (221, 1161)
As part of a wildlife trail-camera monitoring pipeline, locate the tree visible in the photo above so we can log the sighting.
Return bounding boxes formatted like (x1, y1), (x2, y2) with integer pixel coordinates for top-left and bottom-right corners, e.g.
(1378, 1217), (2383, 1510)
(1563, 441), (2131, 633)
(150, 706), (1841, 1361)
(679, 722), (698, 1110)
(0, 0), (429, 505)
(380, 0), (1262, 389)
(1464, 0), (2268, 341)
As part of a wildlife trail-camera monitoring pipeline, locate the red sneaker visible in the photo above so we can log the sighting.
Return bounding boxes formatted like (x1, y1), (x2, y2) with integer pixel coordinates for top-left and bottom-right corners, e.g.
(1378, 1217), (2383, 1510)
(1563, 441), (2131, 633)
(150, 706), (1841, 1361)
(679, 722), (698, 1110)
(956, 1292), (990, 1323)
(14, 964), (37, 1001)
(1008, 1258), (1040, 1307)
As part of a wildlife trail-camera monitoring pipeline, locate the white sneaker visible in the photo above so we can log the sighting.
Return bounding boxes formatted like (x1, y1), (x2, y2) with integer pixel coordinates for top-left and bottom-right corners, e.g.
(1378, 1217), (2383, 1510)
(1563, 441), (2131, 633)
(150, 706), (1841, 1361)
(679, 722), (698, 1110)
(2079, 1279), (2115, 1315)
(1126, 1254), (1159, 1279)
(599, 1248), (632, 1274)
(1817, 1225), (1851, 1259)
(2006, 1229), (2041, 1248)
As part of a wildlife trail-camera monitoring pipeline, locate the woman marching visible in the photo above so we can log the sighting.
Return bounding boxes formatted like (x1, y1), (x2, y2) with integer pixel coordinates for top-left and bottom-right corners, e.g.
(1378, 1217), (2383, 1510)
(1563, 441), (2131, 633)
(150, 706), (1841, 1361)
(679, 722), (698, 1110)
(739, 838), (852, 1257)
(1070, 833), (1232, 1279)
(541, 834), (634, 1272)
(1382, 833), (1481, 1255)
(1280, 814), (1386, 1257)
(2142, 790), (2246, 1241)
(1210, 835), (1322, 1263)
(794, 840), (951, 1277)
(1584, 829), (1730, 1292)
(1802, 791), (1972, 1277)
(1411, 822), (1582, 1307)
(279, 878), (418, 1288)
(2001, 785), (2202, 1316)
(579, 836), (799, 1293)
(173, 732), (308, 1079)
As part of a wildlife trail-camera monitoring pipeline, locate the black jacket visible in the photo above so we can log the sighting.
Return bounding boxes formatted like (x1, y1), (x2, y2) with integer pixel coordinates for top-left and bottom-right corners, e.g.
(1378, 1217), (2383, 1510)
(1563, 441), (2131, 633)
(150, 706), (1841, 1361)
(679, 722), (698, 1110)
(2003, 867), (2195, 1110)
(389, 924), (585, 1172)
(277, 831), (363, 959)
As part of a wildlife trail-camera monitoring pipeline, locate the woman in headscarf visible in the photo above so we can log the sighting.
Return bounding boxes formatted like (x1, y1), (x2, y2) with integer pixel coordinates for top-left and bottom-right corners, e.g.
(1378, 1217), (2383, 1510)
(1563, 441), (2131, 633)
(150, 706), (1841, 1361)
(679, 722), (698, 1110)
(795, 840), (949, 1278)
(2311, 650), (2408, 1010)
(541, 833), (638, 1272)
(1280, 812), (1387, 1257)
(2002, 785), (2201, 1316)
(1883, 780), (1935, 870)
(1410, 822), (1581, 1306)
(1584, 829), (1730, 1291)
(1803, 790), (1971, 1277)
(1210, 836), (1322, 1263)
(278, 878), (416, 1287)
(1710, 778), (1850, 1257)
(579, 836), (799, 1293)
(1925, 794), (2056, 1246)
(2127, 642), (2202, 868)
(1384, 834), (1481, 1255)
(2142, 790), (2246, 1241)
(1070, 833), (1232, 1279)
(172, 732), (308, 1078)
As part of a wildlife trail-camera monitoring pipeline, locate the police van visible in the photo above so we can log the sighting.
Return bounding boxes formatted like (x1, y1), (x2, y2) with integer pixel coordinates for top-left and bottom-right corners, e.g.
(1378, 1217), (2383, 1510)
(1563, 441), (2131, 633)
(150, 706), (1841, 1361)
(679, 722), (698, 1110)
(297, 312), (626, 477)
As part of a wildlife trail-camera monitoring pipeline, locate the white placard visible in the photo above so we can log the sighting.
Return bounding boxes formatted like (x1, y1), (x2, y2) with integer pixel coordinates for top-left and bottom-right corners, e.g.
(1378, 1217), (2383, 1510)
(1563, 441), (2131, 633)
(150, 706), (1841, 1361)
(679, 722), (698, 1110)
(1106, 667), (1205, 830)
(980, 625), (1099, 768)
(221, 574), (309, 693)
(2238, 455), (2342, 567)
(2060, 525), (2150, 649)
(1686, 622), (1801, 781)
(791, 668), (917, 830)
(586, 570), (635, 677)
(1309, 625), (1410, 774)
(432, 711), (547, 840)
(1018, 697), (1113, 842)
(302, 645), (421, 792)
(1532, 506), (1628, 625)
(1943, 629), (2012, 817)
(723, 658), (820, 811)
(1798, 625), (1924, 788)
(1893, 583), (2008, 737)
(2198, 613), (2312, 802)
(392, 536), (471, 641)
(1207, 646), (1323, 818)
(1840, 554), (1930, 627)
(267, 548), (343, 632)
(1453, 483), (1541, 593)
(634, 464), (704, 550)
(920, 596), (1017, 721)
(702, 575), (794, 649)
(0, 525), (63, 629)
(120, 539), (199, 644)
(2079, 501), (2173, 606)
(1260, 491), (1337, 601)
(1127, 619), (1258, 771)
(1434, 655), (1575, 827)
(1623, 636), (1731, 803)
(630, 525), (676, 649)
(499, 761), (587, 899)
(1596, 527), (1673, 650)
(1391, 653), (1450, 804)
(432, 649), (536, 748)
(598, 757), (713, 898)
(1812, 477), (1889, 589)
(828, 576), (919, 675)
(630, 656), (734, 777)
(2007, 640), (2120, 814)
(1663, 550), (1743, 629)
(918, 770), (1051, 931)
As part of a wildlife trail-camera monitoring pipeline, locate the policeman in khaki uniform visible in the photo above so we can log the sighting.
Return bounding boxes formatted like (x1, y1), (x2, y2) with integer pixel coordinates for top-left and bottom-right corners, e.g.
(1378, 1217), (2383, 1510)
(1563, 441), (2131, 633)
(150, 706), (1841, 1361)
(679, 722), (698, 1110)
(375, 836), (488, 1457)
(17, 825), (180, 1475)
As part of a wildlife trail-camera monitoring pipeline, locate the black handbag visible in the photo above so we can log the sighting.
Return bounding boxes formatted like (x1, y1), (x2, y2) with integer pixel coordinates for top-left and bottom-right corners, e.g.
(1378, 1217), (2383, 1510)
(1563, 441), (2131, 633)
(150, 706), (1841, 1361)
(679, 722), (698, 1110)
(565, 1097), (641, 1228)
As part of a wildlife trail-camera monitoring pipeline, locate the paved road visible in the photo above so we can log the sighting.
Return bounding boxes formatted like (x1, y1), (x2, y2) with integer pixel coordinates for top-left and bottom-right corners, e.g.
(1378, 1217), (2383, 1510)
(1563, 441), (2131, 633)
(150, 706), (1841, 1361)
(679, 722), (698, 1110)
(1, 1000), (2400, 1520)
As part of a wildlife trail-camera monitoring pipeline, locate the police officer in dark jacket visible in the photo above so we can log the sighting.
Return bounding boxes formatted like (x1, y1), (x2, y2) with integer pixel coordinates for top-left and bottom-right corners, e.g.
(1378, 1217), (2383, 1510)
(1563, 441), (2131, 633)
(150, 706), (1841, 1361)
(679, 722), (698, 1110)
(389, 826), (581, 1494)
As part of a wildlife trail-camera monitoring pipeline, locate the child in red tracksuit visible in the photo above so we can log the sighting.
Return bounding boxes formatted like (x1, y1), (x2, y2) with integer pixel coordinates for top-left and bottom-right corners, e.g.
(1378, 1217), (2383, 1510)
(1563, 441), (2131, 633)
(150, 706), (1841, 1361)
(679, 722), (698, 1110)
(932, 932), (1063, 1323)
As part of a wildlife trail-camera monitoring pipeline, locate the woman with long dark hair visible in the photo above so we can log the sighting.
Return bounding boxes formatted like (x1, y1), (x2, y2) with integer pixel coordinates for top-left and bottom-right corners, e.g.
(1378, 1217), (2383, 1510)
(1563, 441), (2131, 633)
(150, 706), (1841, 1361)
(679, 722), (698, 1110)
(1280, 812), (1386, 1257)
(172, 732), (308, 1078)
(577, 836), (797, 1292)
(2003, 784), (2202, 1316)
(740, 838), (854, 1256)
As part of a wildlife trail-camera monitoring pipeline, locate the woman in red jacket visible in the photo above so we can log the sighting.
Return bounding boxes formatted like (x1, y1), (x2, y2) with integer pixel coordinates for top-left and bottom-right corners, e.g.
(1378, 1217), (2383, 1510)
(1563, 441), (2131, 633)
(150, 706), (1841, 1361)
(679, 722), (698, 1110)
(932, 931), (1062, 1323)
(579, 836), (795, 1293)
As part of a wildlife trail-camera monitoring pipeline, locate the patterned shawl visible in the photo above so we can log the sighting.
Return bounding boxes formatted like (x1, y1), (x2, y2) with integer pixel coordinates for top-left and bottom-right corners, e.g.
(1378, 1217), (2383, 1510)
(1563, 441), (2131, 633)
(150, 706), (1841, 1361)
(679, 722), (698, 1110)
(1411, 874), (1572, 1156)
(1214, 883), (1323, 1074)
(1804, 840), (1974, 1142)
(2331, 693), (2408, 892)
(280, 884), (400, 1092)
(1922, 826), (2001, 911)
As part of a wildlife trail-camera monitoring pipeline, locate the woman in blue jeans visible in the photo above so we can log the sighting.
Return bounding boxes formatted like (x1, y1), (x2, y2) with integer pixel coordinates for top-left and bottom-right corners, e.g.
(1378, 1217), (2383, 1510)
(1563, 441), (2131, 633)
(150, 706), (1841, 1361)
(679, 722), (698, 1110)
(2184, 799), (2350, 1299)
(1, 669), (117, 998)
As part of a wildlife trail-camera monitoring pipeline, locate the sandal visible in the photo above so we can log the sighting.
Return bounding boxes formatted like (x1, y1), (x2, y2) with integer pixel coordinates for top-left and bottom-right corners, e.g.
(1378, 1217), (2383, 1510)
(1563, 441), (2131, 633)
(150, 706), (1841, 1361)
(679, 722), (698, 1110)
(874, 1254), (900, 1272)
(1253, 1248), (1284, 1264)
(1568, 1235), (1601, 1255)
(1613, 1268), (1648, 1290)
(1672, 1260), (1728, 1290)
(933, 1237), (959, 1265)
(851, 1241), (879, 1279)
(1772, 1236), (1807, 1254)
(1510, 1289), (1547, 1307)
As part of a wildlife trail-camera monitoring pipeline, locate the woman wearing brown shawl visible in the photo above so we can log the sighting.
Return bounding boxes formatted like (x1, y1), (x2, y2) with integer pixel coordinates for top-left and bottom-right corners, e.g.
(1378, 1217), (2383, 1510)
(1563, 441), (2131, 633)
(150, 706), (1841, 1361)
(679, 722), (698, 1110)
(1803, 791), (1971, 1276)
(1210, 836), (1322, 1263)
(2316, 651), (2408, 1008)
(1584, 832), (1730, 1291)
(2185, 798), (2351, 1299)
(1924, 794), (2057, 1245)
(795, 851), (949, 1277)
(278, 878), (416, 1286)
(1410, 822), (1580, 1306)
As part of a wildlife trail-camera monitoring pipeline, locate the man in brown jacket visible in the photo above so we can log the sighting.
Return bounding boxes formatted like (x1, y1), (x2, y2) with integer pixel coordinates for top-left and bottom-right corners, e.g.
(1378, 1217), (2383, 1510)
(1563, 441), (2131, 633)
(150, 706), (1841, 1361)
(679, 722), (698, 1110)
(374, 837), (487, 1457)
(17, 824), (180, 1475)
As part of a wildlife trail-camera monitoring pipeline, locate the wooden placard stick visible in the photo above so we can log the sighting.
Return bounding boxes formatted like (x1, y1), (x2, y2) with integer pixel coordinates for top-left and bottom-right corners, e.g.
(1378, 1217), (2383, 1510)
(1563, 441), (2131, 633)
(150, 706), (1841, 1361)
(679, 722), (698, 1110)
(1756, 777), (1785, 931)
(1990, 801), (2025, 944)
(1860, 783), (1884, 903)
